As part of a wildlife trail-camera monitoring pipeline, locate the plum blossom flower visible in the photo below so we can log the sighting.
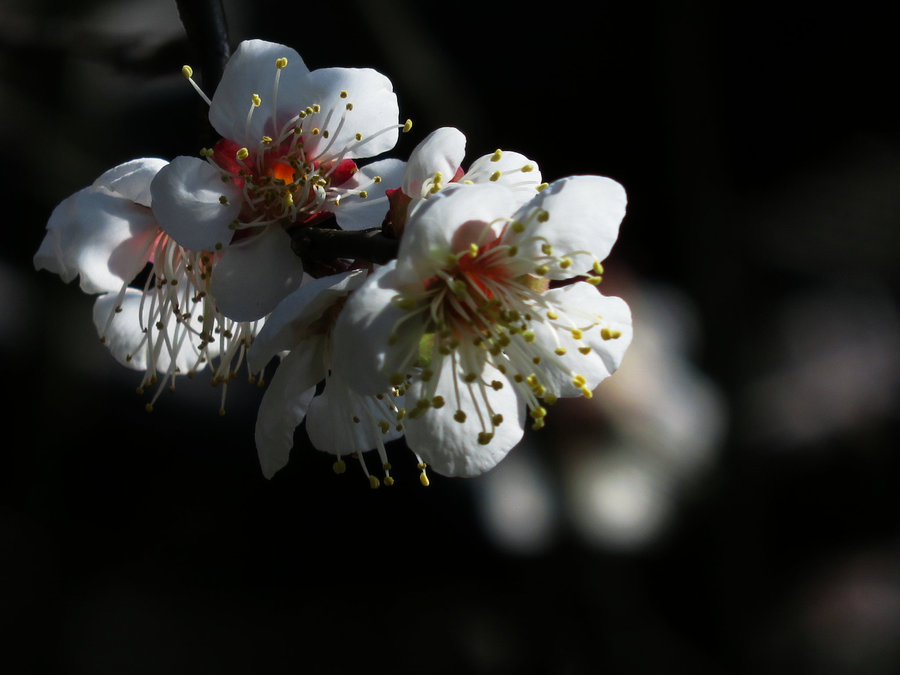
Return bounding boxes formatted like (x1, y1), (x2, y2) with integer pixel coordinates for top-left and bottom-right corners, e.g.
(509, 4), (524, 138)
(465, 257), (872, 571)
(333, 177), (633, 477)
(150, 39), (408, 322)
(34, 158), (263, 411)
(247, 269), (412, 487)
(385, 126), (543, 234)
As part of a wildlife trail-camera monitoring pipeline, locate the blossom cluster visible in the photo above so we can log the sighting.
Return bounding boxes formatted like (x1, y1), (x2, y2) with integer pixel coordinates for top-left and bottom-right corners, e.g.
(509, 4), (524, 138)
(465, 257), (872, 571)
(35, 39), (632, 487)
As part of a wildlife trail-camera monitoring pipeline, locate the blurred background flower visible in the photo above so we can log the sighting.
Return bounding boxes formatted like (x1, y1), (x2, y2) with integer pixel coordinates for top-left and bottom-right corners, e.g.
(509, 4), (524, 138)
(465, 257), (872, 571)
(3, 1), (899, 673)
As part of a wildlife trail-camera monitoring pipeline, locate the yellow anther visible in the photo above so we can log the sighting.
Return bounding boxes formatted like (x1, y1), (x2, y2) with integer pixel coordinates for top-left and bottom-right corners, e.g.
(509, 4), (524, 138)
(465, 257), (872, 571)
(522, 330), (536, 343)
(573, 374), (587, 386)
(507, 245), (519, 257)
(469, 243), (479, 257)
(384, 476), (395, 486)
(511, 221), (526, 233)
(355, 132), (363, 141)
(546, 310), (559, 320)
(378, 420), (390, 434)
(218, 195), (229, 205)
(521, 164), (535, 172)
(421, 368), (434, 381)
(489, 170), (502, 182)
(530, 406), (547, 419)
(236, 147), (249, 161)
(275, 57), (288, 69)
(586, 276), (603, 286)
(536, 209), (550, 222)
(432, 396), (445, 408)
(490, 149), (503, 162)
(490, 380), (503, 391)
(543, 393), (558, 405)
(555, 347), (567, 356)
(345, 102), (354, 111)
(454, 410), (467, 423)
(181, 65), (194, 78)
(491, 413), (504, 426)
(541, 243), (553, 255)
(389, 372), (405, 386)
(463, 372), (478, 383)
(532, 356), (542, 365)
(478, 432), (494, 445)
(601, 328), (622, 340)
(369, 475), (381, 489)
(261, 135), (272, 145)
(311, 128), (320, 135)
(580, 386), (594, 399)
(340, 90), (349, 98)
(403, 119), (413, 132)
(578, 346), (592, 355)
(593, 261), (605, 275)
(535, 265), (549, 276)
(359, 191), (368, 199)
(560, 257), (572, 269)
(333, 459), (347, 474)
(251, 93), (261, 107)
(536, 183), (549, 191)
(283, 192), (294, 207)
(312, 104), (321, 113)
(571, 328), (583, 340)
(419, 469), (430, 487)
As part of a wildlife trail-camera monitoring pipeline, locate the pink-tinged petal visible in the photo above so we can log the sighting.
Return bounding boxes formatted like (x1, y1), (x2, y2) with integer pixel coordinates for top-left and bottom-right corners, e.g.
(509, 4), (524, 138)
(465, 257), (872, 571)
(332, 262), (423, 395)
(395, 183), (521, 286)
(210, 226), (304, 322)
(209, 39), (310, 147)
(92, 289), (208, 374)
(402, 127), (466, 197)
(530, 283), (634, 397)
(306, 371), (403, 456)
(150, 156), (242, 251)
(35, 187), (159, 294)
(328, 157), (406, 231)
(93, 157), (169, 207)
(255, 339), (327, 478)
(403, 355), (526, 477)
(247, 268), (366, 372)
(509, 175), (627, 279)
(300, 67), (399, 160)
(463, 150), (542, 203)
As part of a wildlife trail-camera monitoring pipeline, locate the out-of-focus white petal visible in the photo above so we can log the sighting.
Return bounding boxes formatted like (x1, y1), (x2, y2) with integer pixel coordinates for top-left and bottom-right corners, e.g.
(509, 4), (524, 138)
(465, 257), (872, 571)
(509, 175), (626, 279)
(150, 156), (242, 252)
(248, 268), (366, 372)
(34, 188), (158, 294)
(254, 339), (327, 478)
(209, 39), (310, 147)
(333, 263), (421, 395)
(403, 355), (526, 477)
(301, 67), (399, 160)
(209, 226), (304, 322)
(402, 127), (466, 197)
(330, 157), (406, 231)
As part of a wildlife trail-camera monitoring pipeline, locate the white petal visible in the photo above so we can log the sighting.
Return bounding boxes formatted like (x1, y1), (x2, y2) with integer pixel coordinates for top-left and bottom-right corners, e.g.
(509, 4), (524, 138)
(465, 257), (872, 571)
(510, 175), (626, 279)
(463, 150), (542, 203)
(209, 39), (310, 147)
(306, 371), (403, 456)
(403, 355), (526, 477)
(329, 157), (406, 231)
(300, 67), (399, 160)
(92, 289), (208, 374)
(93, 157), (169, 207)
(402, 127), (466, 197)
(35, 187), (158, 294)
(150, 156), (242, 251)
(533, 283), (633, 396)
(332, 262), (422, 395)
(395, 183), (521, 285)
(209, 226), (304, 322)
(254, 340), (327, 478)
(247, 268), (366, 372)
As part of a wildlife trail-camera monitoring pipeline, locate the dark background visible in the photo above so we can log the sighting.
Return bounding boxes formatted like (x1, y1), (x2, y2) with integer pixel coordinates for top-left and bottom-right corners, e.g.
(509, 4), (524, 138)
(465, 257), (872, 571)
(2, 1), (899, 672)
